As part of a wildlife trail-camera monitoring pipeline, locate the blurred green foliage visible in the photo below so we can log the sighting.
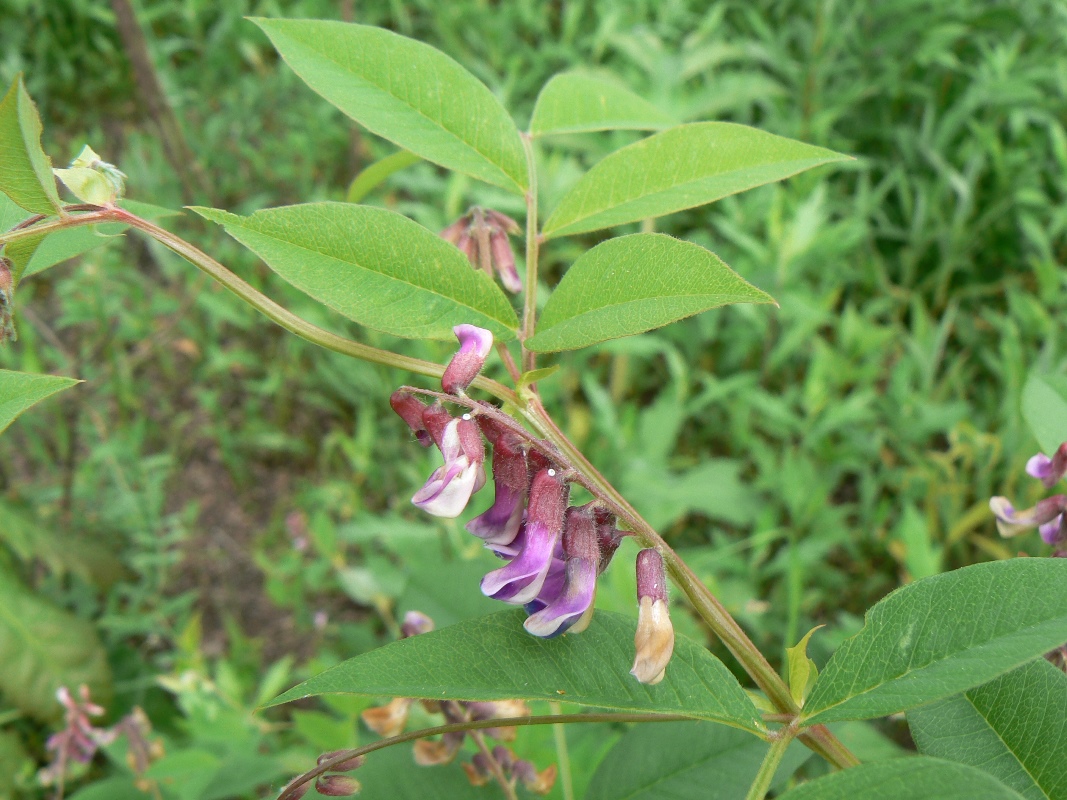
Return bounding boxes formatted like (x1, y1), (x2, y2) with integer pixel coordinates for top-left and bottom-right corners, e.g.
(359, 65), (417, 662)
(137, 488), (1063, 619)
(1, 0), (1065, 796)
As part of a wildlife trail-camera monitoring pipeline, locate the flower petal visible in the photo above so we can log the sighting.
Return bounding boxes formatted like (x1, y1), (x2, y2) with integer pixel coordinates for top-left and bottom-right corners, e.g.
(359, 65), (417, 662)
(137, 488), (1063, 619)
(524, 557), (597, 638)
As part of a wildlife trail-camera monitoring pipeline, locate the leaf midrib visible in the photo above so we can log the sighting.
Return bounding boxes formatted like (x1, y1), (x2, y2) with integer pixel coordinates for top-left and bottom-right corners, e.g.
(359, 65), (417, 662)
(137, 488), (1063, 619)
(961, 690), (1047, 799)
(608, 736), (760, 800)
(265, 21), (523, 192)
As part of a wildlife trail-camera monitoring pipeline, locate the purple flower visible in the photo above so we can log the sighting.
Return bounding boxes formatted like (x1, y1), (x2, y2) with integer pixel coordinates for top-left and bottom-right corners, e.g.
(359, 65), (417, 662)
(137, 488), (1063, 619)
(412, 416), (486, 518)
(467, 431), (527, 547)
(1027, 443), (1067, 488)
(442, 325), (493, 395)
(990, 495), (1067, 544)
(523, 505), (600, 638)
(631, 549), (674, 685)
(481, 468), (567, 604)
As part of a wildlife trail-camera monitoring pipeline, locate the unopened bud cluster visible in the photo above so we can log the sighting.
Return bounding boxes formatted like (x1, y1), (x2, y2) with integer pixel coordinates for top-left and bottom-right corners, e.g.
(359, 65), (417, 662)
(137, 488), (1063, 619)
(441, 207), (522, 293)
(990, 441), (1067, 555)
(391, 327), (675, 682)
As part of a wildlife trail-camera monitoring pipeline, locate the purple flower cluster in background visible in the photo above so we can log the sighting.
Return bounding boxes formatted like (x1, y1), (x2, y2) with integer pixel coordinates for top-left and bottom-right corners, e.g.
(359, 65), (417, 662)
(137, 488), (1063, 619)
(990, 442), (1067, 552)
(391, 326), (676, 681)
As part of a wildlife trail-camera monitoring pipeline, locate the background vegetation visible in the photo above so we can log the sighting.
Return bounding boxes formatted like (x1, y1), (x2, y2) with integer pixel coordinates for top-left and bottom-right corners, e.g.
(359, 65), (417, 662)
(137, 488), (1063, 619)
(0, 0), (1064, 796)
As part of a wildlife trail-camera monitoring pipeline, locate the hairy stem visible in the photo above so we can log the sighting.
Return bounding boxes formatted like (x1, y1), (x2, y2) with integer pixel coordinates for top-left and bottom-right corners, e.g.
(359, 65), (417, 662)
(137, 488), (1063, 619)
(279, 712), (693, 800)
(744, 724), (798, 800)
(520, 133), (539, 372)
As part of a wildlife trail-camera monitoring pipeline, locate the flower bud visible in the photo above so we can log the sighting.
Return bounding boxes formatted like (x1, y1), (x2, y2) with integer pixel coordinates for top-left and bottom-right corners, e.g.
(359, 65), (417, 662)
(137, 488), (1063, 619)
(594, 507), (624, 574)
(279, 776), (311, 800)
(390, 391), (433, 447)
(442, 325), (493, 395)
(317, 751), (366, 772)
(631, 549), (674, 685)
(489, 230), (522, 293)
(0, 256), (15, 344)
(440, 217), (470, 245)
(486, 209), (522, 235)
(315, 774), (361, 796)
(400, 610), (435, 638)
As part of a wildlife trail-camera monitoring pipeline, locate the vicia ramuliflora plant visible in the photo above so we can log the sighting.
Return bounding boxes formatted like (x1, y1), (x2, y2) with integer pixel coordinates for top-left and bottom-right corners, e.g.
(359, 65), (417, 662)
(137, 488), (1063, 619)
(3, 15), (1067, 800)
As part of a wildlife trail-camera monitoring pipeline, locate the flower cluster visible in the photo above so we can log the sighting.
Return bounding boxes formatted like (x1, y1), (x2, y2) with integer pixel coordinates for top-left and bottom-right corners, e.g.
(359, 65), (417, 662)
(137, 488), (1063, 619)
(391, 326), (676, 682)
(990, 442), (1067, 554)
(359, 612), (556, 794)
(441, 208), (522, 293)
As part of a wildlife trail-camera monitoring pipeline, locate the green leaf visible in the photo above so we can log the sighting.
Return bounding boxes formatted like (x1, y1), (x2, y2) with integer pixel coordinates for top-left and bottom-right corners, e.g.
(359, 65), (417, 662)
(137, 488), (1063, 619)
(0, 75), (61, 215)
(54, 167), (116, 205)
(0, 368), (78, 436)
(0, 730), (29, 795)
(786, 626), (822, 708)
(541, 122), (849, 239)
(192, 203), (519, 340)
(585, 721), (808, 800)
(801, 559), (1067, 725)
(1021, 372), (1067, 455)
(517, 364), (560, 389)
(527, 233), (773, 352)
(251, 19), (527, 193)
(0, 565), (112, 720)
(908, 659), (1067, 800)
(346, 150), (421, 203)
(267, 609), (764, 734)
(777, 757), (1027, 800)
(529, 71), (676, 137)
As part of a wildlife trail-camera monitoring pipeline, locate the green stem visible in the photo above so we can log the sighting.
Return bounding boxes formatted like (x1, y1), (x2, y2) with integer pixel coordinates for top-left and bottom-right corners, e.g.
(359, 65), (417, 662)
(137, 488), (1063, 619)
(520, 133), (539, 372)
(744, 725), (798, 800)
(549, 701), (575, 800)
(281, 712), (693, 800)
(0, 209), (113, 245)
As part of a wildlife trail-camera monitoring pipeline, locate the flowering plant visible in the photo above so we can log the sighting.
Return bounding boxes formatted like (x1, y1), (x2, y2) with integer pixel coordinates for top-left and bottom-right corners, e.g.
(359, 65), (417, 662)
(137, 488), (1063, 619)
(2, 17), (1066, 800)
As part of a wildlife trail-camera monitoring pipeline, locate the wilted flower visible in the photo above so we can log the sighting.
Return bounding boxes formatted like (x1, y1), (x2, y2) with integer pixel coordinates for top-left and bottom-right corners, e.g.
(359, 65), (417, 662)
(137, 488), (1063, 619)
(462, 745), (556, 795)
(442, 325), (493, 395)
(361, 697), (413, 738)
(631, 549), (674, 685)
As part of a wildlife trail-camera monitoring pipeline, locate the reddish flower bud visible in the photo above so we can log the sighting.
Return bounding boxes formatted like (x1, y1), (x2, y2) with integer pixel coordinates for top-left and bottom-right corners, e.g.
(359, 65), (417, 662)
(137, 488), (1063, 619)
(489, 230), (522, 293)
(279, 777), (311, 800)
(317, 751), (366, 772)
(390, 391), (433, 447)
(486, 209), (522, 235)
(593, 507), (624, 574)
(442, 325), (493, 395)
(315, 774), (361, 796)
(440, 217), (470, 245)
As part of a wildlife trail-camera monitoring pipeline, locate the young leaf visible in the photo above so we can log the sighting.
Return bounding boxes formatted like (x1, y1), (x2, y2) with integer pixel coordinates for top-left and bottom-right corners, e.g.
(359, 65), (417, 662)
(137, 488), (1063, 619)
(1021, 372), (1067, 455)
(0, 75), (61, 215)
(191, 203), (519, 340)
(776, 757), (1027, 800)
(801, 559), (1067, 725)
(585, 721), (809, 800)
(908, 659), (1067, 800)
(785, 626), (822, 708)
(0, 369), (79, 435)
(251, 19), (528, 194)
(529, 72), (676, 137)
(527, 233), (773, 352)
(0, 565), (112, 720)
(267, 609), (765, 734)
(541, 122), (849, 239)
(346, 150), (421, 203)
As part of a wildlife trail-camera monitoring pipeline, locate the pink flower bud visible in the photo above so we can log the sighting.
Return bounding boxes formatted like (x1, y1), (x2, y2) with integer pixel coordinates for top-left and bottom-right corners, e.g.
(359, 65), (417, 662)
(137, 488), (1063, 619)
(390, 390), (432, 447)
(486, 209), (522, 235)
(631, 549), (673, 684)
(440, 217), (470, 245)
(442, 325), (493, 395)
(317, 751), (366, 772)
(489, 230), (522, 293)
(315, 774), (362, 796)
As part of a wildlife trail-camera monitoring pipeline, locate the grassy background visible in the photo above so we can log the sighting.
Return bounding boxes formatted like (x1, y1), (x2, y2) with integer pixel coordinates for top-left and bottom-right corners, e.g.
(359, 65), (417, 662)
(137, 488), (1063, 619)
(1, 0), (1065, 796)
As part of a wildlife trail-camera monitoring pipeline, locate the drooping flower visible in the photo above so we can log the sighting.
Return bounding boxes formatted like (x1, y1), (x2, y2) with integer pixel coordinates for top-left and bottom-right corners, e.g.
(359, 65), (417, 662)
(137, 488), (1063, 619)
(631, 549), (674, 685)
(442, 325), (493, 395)
(481, 468), (567, 604)
(412, 416), (486, 517)
(466, 430), (527, 547)
(1027, 443), (1067, 488)
(989, 495), (1067, 545)
(390, 390), (433, 447)
(524, 505), (600, 638)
